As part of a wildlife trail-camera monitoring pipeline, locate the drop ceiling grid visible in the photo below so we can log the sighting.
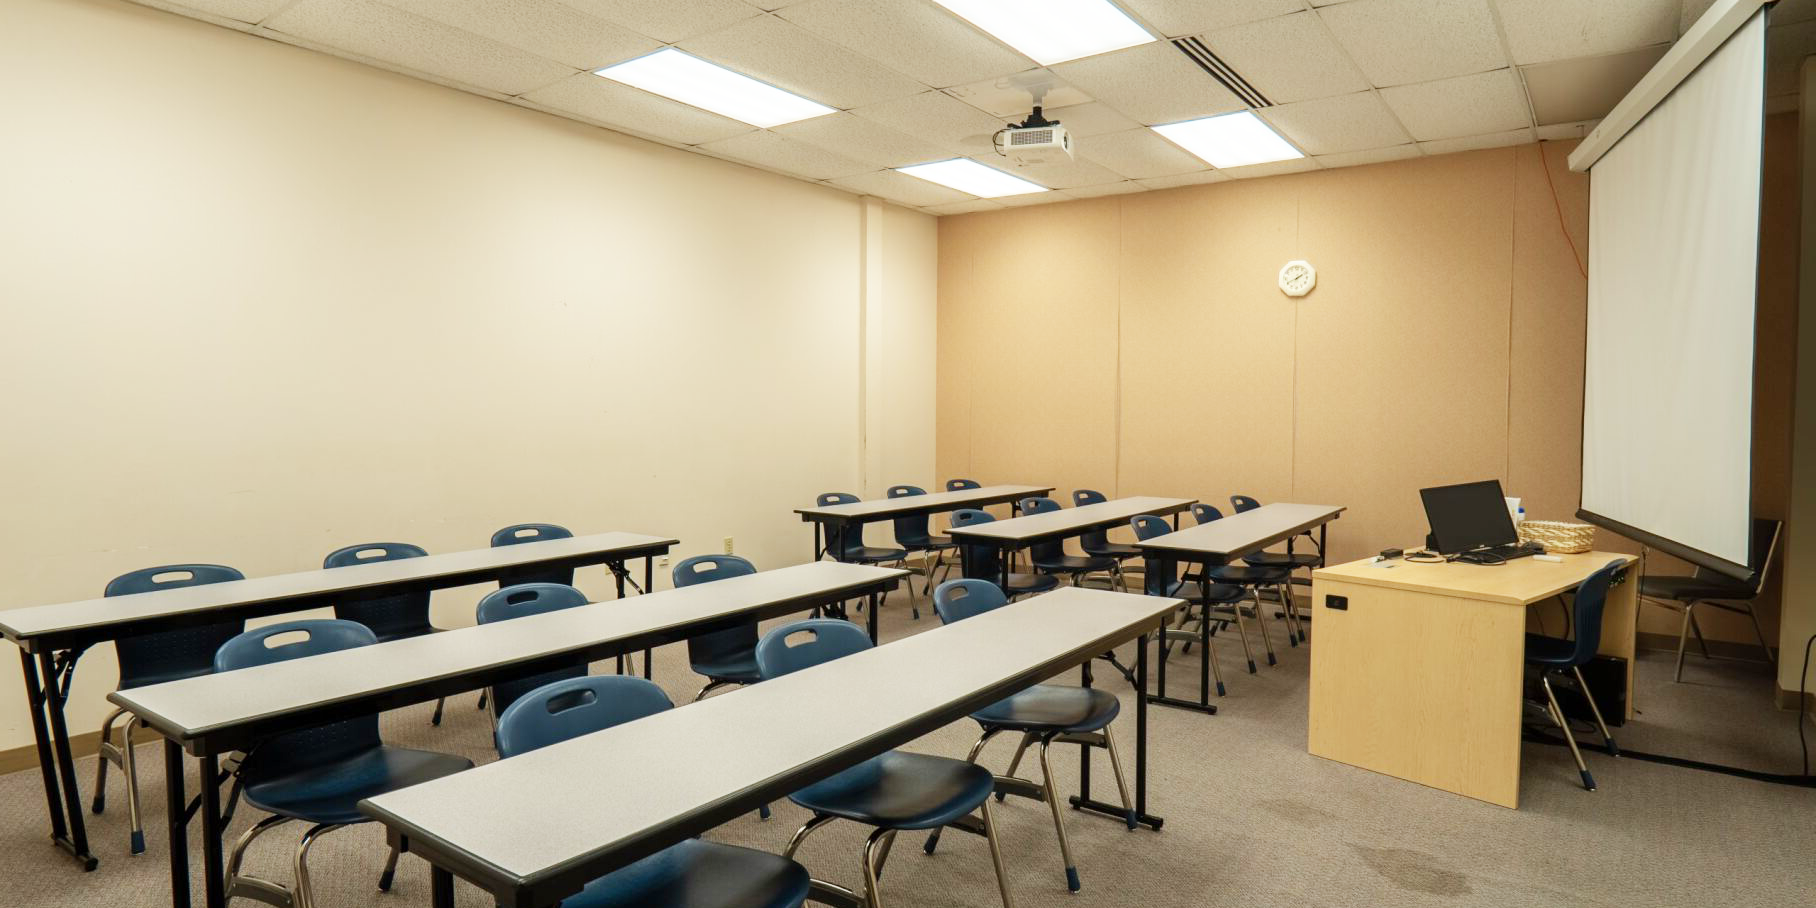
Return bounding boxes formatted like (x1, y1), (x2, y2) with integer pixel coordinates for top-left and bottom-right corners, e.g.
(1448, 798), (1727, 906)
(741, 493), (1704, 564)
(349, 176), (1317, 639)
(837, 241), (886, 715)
(123, 0), (1709, 214)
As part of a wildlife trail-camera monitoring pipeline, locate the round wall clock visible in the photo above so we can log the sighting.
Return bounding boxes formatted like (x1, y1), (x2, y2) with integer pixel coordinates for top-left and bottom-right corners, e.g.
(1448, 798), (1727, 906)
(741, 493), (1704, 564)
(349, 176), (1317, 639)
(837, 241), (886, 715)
(1278, 260), (1316, 297)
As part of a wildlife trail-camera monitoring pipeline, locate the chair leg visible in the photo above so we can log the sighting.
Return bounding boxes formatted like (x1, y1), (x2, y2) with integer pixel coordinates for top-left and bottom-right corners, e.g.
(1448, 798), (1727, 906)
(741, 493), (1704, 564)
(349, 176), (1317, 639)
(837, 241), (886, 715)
(1278, 583), (1301, 647)
(1249, 589), (1278, 666)
(476, 689), (488, 711)
(979, 797), (1018, 908)
(1102, 724), (1138, 829)
(1541, 673), (1594, 791)
(225, 814), (292, 903)
(294, 822), (346, 908)
(783, 813), (838, 860)
(993, 731), (1036, 802)
(1674, 603), (1692, 682)
(123, 718), (146, 855)
(1570, 665), (1619, 756)
(933, 728), (1002, 851)
(429, 697), (446, 727)
(92, 707), (125, 815)
(1036, 737), (1081, 892)
(1227, 603), (1258, 673)
(693, 679), (734, 702)
(861, 827), (897, 907)
(377, 836), (401, 892)
(1744, 603), (1776, 667)
(1688, 608), (1711, 658)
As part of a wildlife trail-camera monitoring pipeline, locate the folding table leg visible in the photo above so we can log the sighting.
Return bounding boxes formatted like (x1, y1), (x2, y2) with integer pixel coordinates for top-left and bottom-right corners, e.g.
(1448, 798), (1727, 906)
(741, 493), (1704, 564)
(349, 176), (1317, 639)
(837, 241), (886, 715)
(39, 650), (96, 869)
(1073, 631), (1163, 830)
(165, 740), (189, 908)
(200, 753), (226, 908)
(431, 867), (455, 908)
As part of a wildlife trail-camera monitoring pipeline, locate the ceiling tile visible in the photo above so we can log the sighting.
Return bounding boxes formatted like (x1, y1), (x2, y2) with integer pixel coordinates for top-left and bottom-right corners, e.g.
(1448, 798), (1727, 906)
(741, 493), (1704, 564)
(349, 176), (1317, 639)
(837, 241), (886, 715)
(520, 72), (754, 145)
(749, 0), (810, 8)
(1313, 143), (1422, 168)
(1063, 180), (1147, 197)
(850, 91), (1010, 156)
(1118, 0), (1306, 37)
(1205, 11), (1368, 104)
(968, 155), (1127, 190)
(678, 14), (927, 110)
(382, 0), (657, 70)
(1417, 127), (1535, 155)
(1136, 169), (1229, 189)
(265, 0), (577, 96)
(1521, 45), (1667, 125)
(830, 170), (972, 207)
(1534, 120), (1597, 140)
(1044, 101), (1140, 137)
(778, 0), (1029, 88)
(994, 191), (1071, 208)
(1078, 127), (1206, 178)
(772, 113), (952, 168)
(1494, 0), (1678, 66)
(1051, 41), (1244, 125)
(552, 0), (760, 44)
(168, 0), (292, 23)
(926, 199), (1006, 215)
(700, 129), (875, 180)
(946, 69), (1092, 118)
(1259, 90), (1410, 155)
(1220, 156), (1320, 178)
(1319, 0), (1506, 87)
(1379, 68), (1531, 141)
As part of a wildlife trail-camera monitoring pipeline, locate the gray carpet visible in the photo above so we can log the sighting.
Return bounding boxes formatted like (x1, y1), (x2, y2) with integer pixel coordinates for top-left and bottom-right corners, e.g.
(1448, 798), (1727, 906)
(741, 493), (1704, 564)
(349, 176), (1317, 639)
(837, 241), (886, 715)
(6, 598), (1814, 908)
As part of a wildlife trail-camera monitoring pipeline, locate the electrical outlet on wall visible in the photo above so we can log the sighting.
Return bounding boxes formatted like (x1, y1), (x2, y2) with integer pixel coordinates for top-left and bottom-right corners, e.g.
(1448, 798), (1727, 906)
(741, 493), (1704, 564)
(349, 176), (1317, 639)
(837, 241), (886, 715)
(723, 536), (734, 554)
(657, 556), (670, 569)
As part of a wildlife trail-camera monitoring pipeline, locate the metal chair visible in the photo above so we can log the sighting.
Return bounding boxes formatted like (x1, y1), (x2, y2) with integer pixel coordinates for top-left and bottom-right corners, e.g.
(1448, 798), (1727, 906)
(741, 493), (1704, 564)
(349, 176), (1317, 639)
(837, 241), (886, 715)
(323, 542), (454, 725)
(93, 564), (246, 855)
(490, 522), (576, 587)
(757, 619), (1016, 908)
(475, 583), (591, 723)
(925, 579), (1135, 892)
(1525, 560), (1625, 791)
(216, 619), (472, 908)
(946, 479), (982, 491)
(1639, 518), (1781, 681)
(817, 492), (912, 620)
(496, 675), (811, 908)
(1228, 496), (1319, 641)
(951, 508), (1058, 598)
(672, 555), (762, 701)
(887, 484), (956, 611)
(1186, 504), (1296, 659)
(1132, 515), (1253, 678)
(1073, 489), (1140, 590)
(1018, 497), (1118, 588)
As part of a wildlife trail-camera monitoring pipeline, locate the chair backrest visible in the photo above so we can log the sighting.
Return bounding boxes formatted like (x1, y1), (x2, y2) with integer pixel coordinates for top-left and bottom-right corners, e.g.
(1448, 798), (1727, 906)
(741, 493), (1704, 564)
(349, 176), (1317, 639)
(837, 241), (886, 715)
(215, 619), (380, 774)
(887, 485), (936, 547)
(1192, 503), (1223, 525)
(1130, 515), (1179, 596)
(1692, 518), (1782, 596)
(1019, 497), (1066, 561)
(932, 579), (1008, 624)
(950, 508), (999, 581)
(1230, 495), (1262, 513)
(475, 583), (592, 716)
(1130, 515), (1171, 541)
(754, 619), (872, 680)
(816, 493), (872, 558)
(1020, 496), (1060, 514)
(1072, 490), (1113, 550)
(490, 523), (575, 588)
(107, 564), (247, 690)
(671, 555), (760, 669)
(323, 543), (432, 641)
(495, 675), (673, 758)
(946, 479), (981, 491)
(1566, 560), (1627, 664)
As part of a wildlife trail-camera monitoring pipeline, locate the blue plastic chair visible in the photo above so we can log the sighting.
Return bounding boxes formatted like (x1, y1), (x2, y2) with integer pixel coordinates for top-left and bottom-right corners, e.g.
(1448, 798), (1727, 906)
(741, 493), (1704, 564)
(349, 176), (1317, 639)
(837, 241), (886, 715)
(495, 675), (809, 908)
(490, 522), (576, 587)
(1132, 515), (1252, 678)
(888, 485), (956, 611)
(756, 619), (1015, 908)
(927, 580), (1133, 891)
(476, 583), (591, 722)
(951, 508), (1058, 598)
(946, 478), (982, 491)
(1184, 505), (1295, 659)
(1526, 560), (1625, 791)
(1019, 497), (1117, 588)
(93, 564), (245, 854)
(1225, 497), (1320, 640)
(323, 542), (458, 726)
(1073, 490), (1140, 589)
(672, 555), (762, 701)
(815, 493), (909, 565)
(215, 619), (472, 904)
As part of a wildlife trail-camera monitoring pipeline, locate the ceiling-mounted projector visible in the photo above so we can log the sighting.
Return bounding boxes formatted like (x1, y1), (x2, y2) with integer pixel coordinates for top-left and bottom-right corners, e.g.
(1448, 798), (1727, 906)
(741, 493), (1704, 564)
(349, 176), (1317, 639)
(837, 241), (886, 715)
(994, 107), (1073, 165)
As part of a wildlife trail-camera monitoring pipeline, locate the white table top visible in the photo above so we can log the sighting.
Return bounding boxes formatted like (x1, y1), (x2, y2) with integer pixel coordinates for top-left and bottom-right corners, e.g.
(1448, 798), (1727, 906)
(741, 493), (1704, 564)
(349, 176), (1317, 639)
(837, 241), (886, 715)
(943, 496), (1196, 543)
(360, 586), (1178, 897)
(794, 484), (1054, 521)
(0, 531), (676, 647)
(1134, 504), (1345, 560)
(111, 562), (901, 748)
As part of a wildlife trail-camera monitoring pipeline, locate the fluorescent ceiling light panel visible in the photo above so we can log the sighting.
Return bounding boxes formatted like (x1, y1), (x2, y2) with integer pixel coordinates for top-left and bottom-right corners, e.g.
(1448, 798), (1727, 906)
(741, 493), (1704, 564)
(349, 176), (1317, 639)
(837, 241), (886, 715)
(929, 0), (1154, 65)
(1152, 112), (1304, 169)
(896, 159), (1047, 198)
(595, 49), (834, 128)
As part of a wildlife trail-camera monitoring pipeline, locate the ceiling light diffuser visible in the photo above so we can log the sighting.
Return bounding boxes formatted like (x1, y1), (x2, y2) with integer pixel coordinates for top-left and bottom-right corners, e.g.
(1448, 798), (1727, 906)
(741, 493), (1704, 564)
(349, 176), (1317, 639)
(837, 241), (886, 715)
(595, 49), (834, 128)
(929, 0), (1154, 65)
(1152, 112), (1304, 169)
(896, 159), (1047, 198)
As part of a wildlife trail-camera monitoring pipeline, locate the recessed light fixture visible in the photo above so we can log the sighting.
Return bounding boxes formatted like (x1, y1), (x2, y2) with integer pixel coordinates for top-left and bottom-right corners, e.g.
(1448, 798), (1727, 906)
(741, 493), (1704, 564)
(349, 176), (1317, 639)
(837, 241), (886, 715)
(929, 0), (1154, 65)
(897, 159), (1048, 198)
(595, 49), (835, 129)
(1152, 111), (1304, 169)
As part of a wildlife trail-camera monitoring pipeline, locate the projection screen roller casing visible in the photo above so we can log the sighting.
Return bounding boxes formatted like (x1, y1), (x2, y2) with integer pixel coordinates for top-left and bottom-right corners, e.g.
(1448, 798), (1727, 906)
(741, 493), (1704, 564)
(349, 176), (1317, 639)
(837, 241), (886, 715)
(1580, 9), (1765, 575)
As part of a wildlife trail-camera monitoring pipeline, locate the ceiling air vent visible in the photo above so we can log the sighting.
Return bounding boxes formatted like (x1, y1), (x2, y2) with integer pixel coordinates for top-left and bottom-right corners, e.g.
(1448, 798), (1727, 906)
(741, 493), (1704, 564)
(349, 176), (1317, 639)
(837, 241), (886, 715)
(1171, 37), (1272, 109)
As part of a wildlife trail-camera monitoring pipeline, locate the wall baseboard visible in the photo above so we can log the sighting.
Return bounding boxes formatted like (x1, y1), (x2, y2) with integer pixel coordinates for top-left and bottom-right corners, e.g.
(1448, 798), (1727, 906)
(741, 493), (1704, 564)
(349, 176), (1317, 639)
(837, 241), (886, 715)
(0, 730), (101, 776)
(1775, 684), (1816, 717)
(1635, 630), (1775, 662)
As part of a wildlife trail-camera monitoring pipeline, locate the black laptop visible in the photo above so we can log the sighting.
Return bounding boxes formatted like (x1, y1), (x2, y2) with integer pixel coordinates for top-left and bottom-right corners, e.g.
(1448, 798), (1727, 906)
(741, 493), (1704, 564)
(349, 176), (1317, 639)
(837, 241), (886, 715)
(1419, 480), (1543, 561)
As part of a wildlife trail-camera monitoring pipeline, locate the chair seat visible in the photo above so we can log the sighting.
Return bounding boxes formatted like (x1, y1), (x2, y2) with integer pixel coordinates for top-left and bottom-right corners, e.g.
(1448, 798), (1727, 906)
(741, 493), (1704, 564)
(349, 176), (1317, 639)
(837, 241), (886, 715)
(1640, 574), (1754, 603)
(118, 663), (216, 691)
(564, 839), (810, 908)
(690, 652), (762, 685)
(1083, 541), (1142, 560)
(369, 623), (443, 645)
(1034, 554), (1118, 575)
(1207, 565), (1290, 584)
(1164, 580), (1246, 604)
(1242, 552), (1321, 570)
(1006, 572), (1059, 595)
(1523, 633), (1579, 666)
(972, 684), (1120, 734)
(902, 535), (954, 551)
(837, 546), (908, 564)
(242, 747), (473, 826)
(790, 751), (994, 831)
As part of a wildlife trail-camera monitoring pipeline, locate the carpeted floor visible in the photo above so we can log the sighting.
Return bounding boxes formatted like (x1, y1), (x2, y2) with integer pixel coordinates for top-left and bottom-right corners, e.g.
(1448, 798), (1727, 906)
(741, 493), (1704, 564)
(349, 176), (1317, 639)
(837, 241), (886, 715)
(6, 598), (1814, 908)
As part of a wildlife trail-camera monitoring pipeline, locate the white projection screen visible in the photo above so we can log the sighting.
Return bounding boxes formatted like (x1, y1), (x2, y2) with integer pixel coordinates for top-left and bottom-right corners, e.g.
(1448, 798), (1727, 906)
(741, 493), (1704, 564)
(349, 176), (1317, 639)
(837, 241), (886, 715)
(1580, 8), (1766, 578)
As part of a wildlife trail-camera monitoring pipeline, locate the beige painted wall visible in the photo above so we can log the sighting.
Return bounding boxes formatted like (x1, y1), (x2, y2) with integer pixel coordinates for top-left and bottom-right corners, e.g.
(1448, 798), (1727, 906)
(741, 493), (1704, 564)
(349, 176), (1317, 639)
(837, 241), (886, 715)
(939, 141), (1794, 649)
(0, 0), (935, 753)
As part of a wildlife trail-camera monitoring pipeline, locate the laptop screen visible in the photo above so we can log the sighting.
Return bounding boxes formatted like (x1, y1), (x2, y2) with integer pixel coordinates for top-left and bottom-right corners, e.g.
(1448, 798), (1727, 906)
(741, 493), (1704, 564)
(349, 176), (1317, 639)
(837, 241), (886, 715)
(1420, 480), (1518, 554)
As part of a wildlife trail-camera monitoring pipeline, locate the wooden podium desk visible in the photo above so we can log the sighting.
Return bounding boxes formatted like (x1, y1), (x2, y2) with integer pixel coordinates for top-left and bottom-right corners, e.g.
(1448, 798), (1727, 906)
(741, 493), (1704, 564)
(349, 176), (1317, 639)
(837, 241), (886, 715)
(1307, 550), (1637, 808)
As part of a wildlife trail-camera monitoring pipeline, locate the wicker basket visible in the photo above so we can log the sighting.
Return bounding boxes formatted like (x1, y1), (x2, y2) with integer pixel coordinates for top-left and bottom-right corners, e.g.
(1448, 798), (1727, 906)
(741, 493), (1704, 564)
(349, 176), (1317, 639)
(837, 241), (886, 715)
(1517, 520), (1596, 554)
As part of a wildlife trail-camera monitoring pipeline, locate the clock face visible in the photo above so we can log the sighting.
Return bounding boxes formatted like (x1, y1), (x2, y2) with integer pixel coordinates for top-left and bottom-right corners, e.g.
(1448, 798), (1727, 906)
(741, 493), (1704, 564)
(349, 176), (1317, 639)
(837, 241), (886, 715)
(1279, 260), (1316, 297)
